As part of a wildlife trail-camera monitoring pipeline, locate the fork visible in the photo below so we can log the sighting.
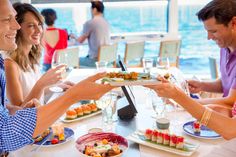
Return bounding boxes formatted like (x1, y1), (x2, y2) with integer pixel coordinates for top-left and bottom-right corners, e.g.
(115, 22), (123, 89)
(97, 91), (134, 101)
(30, 134), (52, 152)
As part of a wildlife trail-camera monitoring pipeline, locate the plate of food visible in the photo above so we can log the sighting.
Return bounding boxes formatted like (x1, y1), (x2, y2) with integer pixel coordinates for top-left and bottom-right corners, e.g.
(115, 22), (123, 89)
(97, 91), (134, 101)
(102, 72), (160, 86)
(127, 129), (199, 156)
(34, 126), (74, 146)
(60, 103), (101, 123)
(183, 121), (221, 139)
(76, 132), (128, 157)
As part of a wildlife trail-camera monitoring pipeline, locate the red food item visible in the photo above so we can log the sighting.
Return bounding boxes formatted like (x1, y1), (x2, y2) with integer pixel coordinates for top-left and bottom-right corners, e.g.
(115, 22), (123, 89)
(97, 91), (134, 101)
(158, 132), (163, 137)
(51, 138), (59, 144)
(145, 129), (153, 135)
(177, 136), (184, 143)
(171, 135), (177, 144)
(193, 121), (200, 128)
(153, 130), (158, 137)
(163, 133), (170, 140)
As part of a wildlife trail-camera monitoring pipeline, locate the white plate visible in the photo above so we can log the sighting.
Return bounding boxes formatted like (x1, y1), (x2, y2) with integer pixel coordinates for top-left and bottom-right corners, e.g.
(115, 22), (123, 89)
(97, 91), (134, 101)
(49, 86), (64, 93)
(127, 131), (199, 156)
(108, 79), (160, 86)
(60, 110), (102, 123)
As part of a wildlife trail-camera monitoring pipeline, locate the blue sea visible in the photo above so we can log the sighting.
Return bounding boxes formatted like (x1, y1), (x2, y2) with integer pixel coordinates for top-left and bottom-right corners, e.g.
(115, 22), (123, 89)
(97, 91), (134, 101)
(35, 1), (220, 76)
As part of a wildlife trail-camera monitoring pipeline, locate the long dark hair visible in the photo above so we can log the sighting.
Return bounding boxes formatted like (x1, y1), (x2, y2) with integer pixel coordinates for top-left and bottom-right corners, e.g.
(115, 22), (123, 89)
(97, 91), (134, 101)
(10, 2), (44, 72)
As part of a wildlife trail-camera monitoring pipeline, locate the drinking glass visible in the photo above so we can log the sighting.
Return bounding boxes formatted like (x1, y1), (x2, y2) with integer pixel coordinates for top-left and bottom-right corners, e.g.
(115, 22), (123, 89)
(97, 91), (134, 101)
(143, 58), (154, 73)
(95, 92), (115, 131)
(95, 61), (108, 72)
(49, 51), (71, 93)
(150, 90), (166, 119)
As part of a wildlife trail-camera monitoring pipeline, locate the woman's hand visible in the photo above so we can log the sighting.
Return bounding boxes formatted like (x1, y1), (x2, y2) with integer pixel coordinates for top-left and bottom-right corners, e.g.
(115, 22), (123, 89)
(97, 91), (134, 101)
(57, 81), (75, 91)
(146, 76), (183, 99)
(38, 65), (66, 88)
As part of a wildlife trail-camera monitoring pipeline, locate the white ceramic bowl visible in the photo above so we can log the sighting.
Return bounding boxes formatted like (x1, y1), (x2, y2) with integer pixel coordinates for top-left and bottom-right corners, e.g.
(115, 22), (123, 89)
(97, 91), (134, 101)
(76, 132), (128, 157)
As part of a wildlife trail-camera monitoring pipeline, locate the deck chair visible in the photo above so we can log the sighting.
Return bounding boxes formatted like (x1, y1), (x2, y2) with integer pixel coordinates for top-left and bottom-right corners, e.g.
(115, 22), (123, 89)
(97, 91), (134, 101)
(98, 44), (118, 67)
(124, 41), (145, 67)
(158, 40), (181, 67)
(208, 57), (219, 79)
(53, 46), (79, 68)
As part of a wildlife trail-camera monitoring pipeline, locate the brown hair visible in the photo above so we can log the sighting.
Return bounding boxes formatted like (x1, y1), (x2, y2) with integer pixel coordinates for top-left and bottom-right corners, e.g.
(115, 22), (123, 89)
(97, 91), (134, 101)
(10, 2), (44, 72)
(197, 0), (236, 26)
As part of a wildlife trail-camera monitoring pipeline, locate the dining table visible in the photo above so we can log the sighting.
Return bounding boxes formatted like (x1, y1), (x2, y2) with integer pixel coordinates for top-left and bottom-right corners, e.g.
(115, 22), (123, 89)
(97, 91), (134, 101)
(12, 68), (227, 157)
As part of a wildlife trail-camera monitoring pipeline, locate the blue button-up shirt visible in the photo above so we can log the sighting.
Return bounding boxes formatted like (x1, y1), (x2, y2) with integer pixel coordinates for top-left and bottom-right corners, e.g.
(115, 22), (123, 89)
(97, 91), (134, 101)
(0, 54), (37, 152)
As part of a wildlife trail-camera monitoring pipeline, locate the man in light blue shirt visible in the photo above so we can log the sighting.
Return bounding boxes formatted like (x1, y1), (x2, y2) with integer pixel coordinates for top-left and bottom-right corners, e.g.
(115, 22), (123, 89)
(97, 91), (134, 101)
(0, 0), (113, 155)
(77, 1), (110, 67)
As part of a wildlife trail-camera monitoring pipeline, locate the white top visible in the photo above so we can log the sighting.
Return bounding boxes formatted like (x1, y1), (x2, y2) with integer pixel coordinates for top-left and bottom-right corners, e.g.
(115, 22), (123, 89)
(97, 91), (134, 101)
(4, 56), (44, 104)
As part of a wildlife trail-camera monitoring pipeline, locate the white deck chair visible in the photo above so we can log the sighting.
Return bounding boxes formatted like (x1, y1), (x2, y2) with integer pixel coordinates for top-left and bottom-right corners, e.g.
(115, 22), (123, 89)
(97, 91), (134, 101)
(53, 46), (79, 68)
(98, 44), (118, 67)
(158, 40), (181, 67)
(124, 41), (145, 67)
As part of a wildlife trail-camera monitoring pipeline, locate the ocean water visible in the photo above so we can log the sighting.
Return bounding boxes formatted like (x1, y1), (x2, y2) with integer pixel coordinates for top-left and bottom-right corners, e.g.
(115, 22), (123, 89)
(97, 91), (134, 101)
(35, 1), (220, 76)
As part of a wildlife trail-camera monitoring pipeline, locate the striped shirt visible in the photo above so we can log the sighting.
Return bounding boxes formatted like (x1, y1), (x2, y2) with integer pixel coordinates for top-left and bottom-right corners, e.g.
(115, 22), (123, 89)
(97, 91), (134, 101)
(0, 54), (37, 152)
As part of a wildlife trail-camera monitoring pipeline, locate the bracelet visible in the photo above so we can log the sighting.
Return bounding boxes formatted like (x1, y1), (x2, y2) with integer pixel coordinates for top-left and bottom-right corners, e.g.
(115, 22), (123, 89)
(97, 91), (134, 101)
(200, 107), (213, 126)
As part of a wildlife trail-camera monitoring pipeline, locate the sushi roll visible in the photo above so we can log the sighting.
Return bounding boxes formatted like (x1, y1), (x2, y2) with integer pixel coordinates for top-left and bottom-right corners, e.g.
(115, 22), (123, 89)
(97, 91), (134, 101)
(163, 133), (170, 146)
(151, 130), (158, 142)
(176, 136), (185, 149)
(82, 105), (92, 114)
(145, 129), (153, 140)
(157, 132), (164, 144)
(66, 109), (77, 119)
(74, 107), (84, 117)
(170, 135), (177, 147)
(88, 103), (98, 112)
(193, 121), (201, 133)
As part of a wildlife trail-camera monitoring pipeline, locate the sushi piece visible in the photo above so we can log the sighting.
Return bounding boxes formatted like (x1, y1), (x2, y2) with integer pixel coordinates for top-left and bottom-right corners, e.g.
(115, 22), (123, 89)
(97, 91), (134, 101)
(82, 105), (92, 114)
(88, 103), (98, 112)
(151, 130), (158, 142)
(157, 132), (164, 144)
(163, 133), (170, 145)
(145, 129), (153, 140)
(66, 109), (77, 119)
(176, 136), (185, 149)
(170, 135), (177, 147)
(74, 107), (84, 117)
(193, 121), (201, 133)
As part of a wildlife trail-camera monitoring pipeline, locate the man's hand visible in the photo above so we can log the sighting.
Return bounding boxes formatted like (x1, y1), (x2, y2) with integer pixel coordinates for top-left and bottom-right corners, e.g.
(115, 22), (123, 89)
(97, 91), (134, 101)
(187, 80), (203, 93)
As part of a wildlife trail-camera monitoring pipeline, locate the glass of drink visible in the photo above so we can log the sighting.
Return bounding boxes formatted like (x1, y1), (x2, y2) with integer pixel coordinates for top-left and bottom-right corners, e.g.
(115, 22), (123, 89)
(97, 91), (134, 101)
(95, 61), (108, 72)
(142, 58), (153, 73)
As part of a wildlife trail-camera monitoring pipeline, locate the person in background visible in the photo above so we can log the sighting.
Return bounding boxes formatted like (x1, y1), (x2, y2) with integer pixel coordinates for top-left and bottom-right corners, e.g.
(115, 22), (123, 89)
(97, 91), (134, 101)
(71, 1), (110, 67)
(0, 0), (113, 155)
(41, 8), (68, 72)
(148, 0), (236, 140)
(186, 0), (236, 112)
(4, 3), (73, 107)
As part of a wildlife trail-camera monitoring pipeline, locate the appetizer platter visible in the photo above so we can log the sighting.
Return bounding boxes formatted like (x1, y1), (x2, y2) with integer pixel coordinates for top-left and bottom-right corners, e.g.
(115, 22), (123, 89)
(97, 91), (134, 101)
(183, 120), (221, 139)
(61, 103), (101, 123)
(127, 129), (199, 156)
(102, 72), (160, 86)
(34, 126), (74, 146)
(76, 132), (128, 157)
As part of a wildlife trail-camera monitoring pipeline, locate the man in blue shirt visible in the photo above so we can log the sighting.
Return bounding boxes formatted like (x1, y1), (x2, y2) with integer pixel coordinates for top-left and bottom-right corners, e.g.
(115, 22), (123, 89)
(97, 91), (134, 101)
(0, 0), (113, 155)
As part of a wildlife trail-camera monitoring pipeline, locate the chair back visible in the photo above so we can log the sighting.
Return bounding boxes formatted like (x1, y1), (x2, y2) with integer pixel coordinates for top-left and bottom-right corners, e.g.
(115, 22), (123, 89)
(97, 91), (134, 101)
(124, 41), (145, 67)
(159, 40), (181, 67)
(53, 46), (79, 68)
(98, 44), (118, 67)
(208, 57), (219, 79)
